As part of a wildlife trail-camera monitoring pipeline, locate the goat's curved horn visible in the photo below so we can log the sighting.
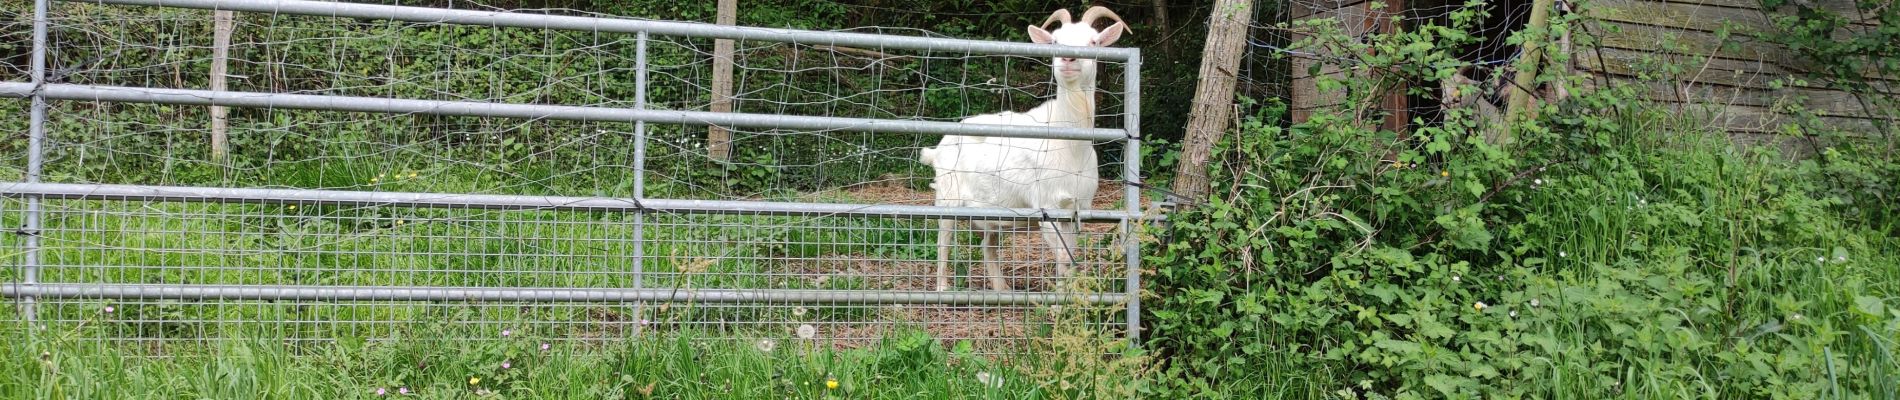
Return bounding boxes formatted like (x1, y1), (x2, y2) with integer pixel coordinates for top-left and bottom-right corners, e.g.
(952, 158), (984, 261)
(1079, 6), (1133, 34)
(1040, 8), (1073, 30)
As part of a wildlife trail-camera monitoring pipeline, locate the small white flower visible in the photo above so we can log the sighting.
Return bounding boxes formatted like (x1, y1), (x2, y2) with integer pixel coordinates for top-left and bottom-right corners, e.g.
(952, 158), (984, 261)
(1533, 178), (1544, 185)
(1835, 255), (1848, 263)
(1509, 310), (1518, 318)
(1791, 313), (1803, 321)
(1452, 275), (1461, 282)
(797, 324), (817, 339)
(1817, 257), (1827, 263)
(755, 339), (777, 353)
(1474, 302), (1488, 311)
(1559, 251), (1568, 258)
(1530, 298), (1540, 307)
(976, 371), (1004, 388)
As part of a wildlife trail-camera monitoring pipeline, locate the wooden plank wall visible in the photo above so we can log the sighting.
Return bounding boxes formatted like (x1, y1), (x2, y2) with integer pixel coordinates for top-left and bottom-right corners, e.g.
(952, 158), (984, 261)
(1573, 0), (1895, 139)
(1289, 0), (1409, 128)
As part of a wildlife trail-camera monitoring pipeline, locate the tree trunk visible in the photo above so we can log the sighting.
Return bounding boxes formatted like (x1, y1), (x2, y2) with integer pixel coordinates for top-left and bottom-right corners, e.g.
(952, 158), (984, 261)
(1501, 0), (1556, 146)
(1170, 0), (1252, 204)
(708, 0), (737, 161)
(210, 10), (234, 162)
(1151, 0), (1170, 54)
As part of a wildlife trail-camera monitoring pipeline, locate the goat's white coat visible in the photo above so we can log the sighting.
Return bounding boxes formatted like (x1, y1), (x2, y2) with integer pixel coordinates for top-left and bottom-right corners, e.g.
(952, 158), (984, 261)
(923, 9), (1125, 291)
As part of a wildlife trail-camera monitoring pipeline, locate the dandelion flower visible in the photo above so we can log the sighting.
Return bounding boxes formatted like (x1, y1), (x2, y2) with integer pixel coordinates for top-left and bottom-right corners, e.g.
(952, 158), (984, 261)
(501, 361), (511, 369)
(825, 378), (839, 389)
(377, 388), (387, 396)
(287, 205), (298, 210)
(1441, 170), (1450, 177)
(755, 339), (776, 353)
(1474, 302), (1487, 311)
(469, 377), (481, 385)
(797, 324), (817, 339)
(792, 307), (808, 317)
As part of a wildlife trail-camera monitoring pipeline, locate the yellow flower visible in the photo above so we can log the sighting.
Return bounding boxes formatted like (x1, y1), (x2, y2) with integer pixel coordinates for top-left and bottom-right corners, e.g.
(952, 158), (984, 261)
(826, 379), (839, 389)
(1440, 170), (1450, 177)
(287, 205), (297, 210)
(469, 377), (481, 385)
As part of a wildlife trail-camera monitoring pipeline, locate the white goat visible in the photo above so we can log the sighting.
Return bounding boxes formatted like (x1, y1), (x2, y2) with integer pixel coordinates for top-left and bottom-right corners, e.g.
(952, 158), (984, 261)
(921, 6), (1129, 292)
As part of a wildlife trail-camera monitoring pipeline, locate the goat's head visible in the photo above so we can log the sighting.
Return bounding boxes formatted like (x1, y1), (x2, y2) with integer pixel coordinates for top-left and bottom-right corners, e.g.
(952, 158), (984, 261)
(1027, 6), (1129, 89)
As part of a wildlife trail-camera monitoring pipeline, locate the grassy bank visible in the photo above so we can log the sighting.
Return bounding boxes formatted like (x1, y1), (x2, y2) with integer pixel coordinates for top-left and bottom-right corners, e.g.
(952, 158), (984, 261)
(1, 323), (1071, 399)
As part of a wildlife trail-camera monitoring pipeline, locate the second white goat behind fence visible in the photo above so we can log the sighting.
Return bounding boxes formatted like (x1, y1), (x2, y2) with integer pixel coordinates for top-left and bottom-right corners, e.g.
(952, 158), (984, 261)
(920, 6), (1129, 292)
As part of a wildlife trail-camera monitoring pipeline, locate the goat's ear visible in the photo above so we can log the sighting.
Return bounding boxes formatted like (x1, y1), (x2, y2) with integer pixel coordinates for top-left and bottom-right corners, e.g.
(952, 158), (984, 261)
(1027, 25), (1056, 44)
(1093, 22), (1126, 47)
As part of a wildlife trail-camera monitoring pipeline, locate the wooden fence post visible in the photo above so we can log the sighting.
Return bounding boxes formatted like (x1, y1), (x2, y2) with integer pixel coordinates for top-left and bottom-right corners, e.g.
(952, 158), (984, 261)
(708, 0), (736, 161)
(210, 10), (234, 162)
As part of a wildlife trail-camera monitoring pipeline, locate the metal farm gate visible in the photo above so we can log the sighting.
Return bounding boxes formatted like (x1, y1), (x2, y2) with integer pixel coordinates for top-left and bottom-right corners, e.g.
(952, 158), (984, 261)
(2, 0), (1145, 351)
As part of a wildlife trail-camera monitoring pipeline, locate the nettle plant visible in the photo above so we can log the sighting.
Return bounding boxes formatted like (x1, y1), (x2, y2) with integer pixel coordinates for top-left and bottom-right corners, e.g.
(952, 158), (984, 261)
(1746, 0), (1900, 233)
(1143, 1), (1900, 398)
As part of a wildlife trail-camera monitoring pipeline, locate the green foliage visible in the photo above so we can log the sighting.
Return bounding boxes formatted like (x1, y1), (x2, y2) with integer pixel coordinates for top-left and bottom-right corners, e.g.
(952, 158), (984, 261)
(1142, 3), (1900, 398)
(1, 322), (1068, 399)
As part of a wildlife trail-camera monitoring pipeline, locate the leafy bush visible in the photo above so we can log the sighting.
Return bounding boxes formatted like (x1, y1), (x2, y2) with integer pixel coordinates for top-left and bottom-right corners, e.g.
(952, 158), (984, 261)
(1140, 4), (1900, 398)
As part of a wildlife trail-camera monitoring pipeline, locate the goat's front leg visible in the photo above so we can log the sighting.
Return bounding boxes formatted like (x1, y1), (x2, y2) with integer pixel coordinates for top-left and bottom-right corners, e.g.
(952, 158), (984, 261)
(936, 218), (955, 292)
(1037, 219), (1081, 279)
(981, 230), (1009, 292)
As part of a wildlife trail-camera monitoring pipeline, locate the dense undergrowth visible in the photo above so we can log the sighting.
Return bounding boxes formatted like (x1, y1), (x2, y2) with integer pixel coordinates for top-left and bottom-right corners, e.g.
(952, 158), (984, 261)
(1139, 1), (1900, 397)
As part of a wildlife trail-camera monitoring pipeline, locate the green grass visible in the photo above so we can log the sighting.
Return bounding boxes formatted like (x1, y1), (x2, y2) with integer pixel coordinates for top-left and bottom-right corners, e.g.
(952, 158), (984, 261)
(0, 323), (1073, 399)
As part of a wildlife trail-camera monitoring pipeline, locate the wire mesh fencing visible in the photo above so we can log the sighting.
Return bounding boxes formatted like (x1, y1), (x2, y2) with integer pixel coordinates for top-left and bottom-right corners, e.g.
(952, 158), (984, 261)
(1239, 0), (1571, 128)
(1, 0), (1147, 356)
